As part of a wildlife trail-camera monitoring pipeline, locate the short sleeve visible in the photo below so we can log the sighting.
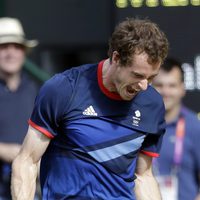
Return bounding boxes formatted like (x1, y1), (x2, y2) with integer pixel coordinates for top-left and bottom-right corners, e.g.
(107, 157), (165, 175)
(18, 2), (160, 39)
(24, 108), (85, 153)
(29, 73), (72, 138)
(140, 101), (166, 157)
(140, 133), (164, 157)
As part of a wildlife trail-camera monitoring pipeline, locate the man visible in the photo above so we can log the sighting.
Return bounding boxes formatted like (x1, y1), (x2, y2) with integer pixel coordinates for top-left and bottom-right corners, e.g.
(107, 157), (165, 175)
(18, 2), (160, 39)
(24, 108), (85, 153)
(11, 18), (168, 200)
(152, 58), (200, 200)
(0, 17), (38, 199)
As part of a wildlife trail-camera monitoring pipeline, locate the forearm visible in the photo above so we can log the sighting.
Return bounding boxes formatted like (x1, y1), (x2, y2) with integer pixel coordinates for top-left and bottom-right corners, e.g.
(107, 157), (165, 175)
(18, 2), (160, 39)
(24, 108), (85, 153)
(134, 173), (161, 200)
(11, 155), (38, 200)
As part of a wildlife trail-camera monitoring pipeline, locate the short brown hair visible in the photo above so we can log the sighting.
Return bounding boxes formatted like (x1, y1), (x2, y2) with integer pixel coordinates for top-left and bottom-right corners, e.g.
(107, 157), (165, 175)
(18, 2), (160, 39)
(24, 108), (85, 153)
(108, 18), (169, 66)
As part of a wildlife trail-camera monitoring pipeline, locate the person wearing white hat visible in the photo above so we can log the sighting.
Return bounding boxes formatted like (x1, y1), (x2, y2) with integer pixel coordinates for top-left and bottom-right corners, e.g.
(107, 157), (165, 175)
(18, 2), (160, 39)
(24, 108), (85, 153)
(0, 17), (38, 199)
(0, 17), (38, 49)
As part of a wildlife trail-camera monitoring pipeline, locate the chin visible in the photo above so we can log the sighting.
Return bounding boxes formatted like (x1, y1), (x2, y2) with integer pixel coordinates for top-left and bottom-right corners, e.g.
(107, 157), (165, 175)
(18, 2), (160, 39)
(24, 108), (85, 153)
(2, 66), (22, 74)
(122, 94), (135, 101)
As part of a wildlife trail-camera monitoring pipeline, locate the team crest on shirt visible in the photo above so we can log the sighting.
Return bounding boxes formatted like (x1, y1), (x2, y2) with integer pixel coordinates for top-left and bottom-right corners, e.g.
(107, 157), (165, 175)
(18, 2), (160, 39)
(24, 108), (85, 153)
(132, 110), (141, 126)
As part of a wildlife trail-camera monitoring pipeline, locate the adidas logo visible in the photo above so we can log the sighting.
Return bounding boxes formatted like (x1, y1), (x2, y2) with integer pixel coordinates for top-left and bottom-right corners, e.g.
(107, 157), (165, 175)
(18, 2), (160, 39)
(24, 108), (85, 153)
(83, 105), (98, 116)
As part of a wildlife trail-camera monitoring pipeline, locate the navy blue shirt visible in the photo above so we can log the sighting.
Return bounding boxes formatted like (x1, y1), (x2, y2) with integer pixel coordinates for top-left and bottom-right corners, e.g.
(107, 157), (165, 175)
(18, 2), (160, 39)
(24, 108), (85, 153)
(0, 72), (38, 198)
(0, 72), (38, 143)
(155, 106), (200, 200)
(30, 61), (166, 200)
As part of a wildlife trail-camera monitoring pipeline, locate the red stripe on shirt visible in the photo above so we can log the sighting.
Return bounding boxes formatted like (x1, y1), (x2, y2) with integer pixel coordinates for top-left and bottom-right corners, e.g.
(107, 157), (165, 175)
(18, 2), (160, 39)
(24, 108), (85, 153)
(28, 119), (54, 139)
(140, 150), (159, 157)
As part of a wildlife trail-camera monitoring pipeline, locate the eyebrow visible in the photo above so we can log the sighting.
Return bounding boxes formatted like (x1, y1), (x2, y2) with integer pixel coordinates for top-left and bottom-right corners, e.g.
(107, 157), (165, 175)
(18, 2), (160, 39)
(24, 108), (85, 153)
(149, 73), (159, 79)
(131, 71), (145, 78)
(131, 71), (159, 79)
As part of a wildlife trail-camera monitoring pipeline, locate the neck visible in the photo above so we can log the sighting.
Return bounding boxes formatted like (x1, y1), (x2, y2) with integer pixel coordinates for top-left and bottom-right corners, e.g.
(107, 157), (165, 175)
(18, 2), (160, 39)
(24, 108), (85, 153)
(0, 72), (21, 91)
(165, 104), (182, 123)
(102, 59), (116, 92)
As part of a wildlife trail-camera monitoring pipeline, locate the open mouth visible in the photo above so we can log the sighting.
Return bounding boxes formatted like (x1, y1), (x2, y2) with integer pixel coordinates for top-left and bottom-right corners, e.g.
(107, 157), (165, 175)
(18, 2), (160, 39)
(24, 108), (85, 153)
(127, 86), (135, 93)
(126, 86), (137, 97)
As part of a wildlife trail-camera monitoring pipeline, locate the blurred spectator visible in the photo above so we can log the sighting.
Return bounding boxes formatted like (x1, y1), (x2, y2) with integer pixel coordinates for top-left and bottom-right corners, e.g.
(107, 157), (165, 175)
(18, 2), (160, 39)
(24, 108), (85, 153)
(152, 57), (200, 200)
(0, 17), (39, 199)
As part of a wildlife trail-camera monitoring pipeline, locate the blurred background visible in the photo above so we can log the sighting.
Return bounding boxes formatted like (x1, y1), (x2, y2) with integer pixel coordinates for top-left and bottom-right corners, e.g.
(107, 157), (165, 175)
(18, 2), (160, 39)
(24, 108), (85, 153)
(1, 0), (200, 112)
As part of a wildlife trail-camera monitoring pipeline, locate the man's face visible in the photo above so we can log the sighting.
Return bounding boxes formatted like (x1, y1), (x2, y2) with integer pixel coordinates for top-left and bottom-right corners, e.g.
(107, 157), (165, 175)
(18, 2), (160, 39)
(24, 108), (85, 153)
(110, 52), (161, 101)
(152, 67), (185, 112)
(0, 43), (26, 75)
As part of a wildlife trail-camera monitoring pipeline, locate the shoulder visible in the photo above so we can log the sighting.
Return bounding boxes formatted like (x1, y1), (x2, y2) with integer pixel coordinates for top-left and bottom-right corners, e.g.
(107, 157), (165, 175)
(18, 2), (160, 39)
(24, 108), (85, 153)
(136, 85), (164, 108)
(61, 63), (98, 89)
(62, 63), (97, 80)
(21, 72), (39, 88)
(38, 63), (97, 100)
(41, 73), (69, 94)
(21, 72), (39, 96)
(146, 85), (163, 103)
(36, 72), (72, 107)
(182, 107), (200, 144)
(182, 106), (200, 128)
(133, 85), (165, 134)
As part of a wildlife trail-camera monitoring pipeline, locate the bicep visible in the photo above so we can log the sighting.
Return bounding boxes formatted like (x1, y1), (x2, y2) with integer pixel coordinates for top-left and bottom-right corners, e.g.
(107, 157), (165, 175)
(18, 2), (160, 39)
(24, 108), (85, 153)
(135, 153), (153, 176)
(19, 125), (51, 163)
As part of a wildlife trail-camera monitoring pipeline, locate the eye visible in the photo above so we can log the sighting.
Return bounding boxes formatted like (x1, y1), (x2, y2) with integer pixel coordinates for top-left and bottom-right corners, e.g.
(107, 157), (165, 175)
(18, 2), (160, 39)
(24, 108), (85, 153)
(0, 44), (8, 49)
(148, 77), (154, 83)
(131, 72), (144, 79)
(148, 75), (157, 83)
(13, 44), (25, 50)
(153, 83), (162, 87)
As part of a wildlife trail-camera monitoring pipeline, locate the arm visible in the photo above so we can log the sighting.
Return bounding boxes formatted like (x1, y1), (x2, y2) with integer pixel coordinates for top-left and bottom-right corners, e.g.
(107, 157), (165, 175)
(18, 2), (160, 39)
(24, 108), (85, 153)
(11, 126), (50, 200)
(134, 153), (161, 200)
(0, 142), (21, 162)
(195, 194), (200, 200)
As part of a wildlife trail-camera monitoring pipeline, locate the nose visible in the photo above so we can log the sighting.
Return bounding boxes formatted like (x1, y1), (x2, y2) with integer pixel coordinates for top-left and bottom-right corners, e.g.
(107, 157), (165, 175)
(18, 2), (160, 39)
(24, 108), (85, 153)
(138, 79), (148, 91)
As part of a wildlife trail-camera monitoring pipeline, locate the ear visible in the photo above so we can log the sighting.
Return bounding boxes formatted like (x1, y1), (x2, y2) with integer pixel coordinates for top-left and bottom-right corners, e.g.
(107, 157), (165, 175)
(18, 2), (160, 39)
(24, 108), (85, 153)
(112, 51), (120, 64)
